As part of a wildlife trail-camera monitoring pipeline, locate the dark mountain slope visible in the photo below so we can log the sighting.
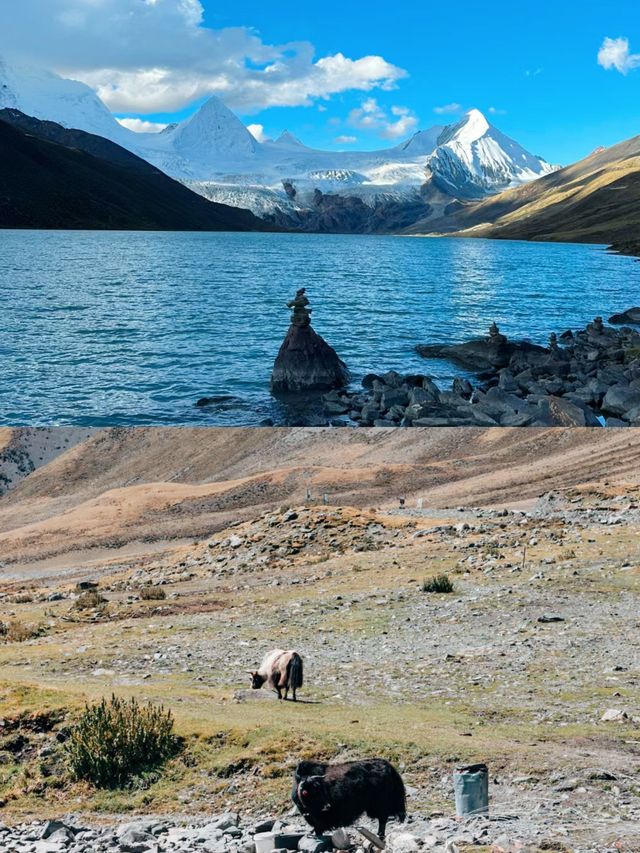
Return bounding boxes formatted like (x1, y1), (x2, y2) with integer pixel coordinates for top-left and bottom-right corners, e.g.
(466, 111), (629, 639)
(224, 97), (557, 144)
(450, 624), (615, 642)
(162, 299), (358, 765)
(0, 110), (266, 231)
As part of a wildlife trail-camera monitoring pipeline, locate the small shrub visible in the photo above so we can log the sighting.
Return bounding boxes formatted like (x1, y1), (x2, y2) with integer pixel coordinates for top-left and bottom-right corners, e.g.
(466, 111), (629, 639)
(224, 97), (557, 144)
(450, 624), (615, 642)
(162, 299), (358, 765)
(0, 620), (42, 642)
(66, 695), (178, 788)
(422, 574), (455, 594)
(139, 586), (166, 601)
(72, 591), (107, 611)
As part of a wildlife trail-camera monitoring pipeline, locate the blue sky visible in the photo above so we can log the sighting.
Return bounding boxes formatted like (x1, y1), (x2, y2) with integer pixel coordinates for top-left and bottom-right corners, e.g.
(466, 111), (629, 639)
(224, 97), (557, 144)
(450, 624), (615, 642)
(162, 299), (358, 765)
(209, 0), (640, 163)
(5, 0), (640, 164)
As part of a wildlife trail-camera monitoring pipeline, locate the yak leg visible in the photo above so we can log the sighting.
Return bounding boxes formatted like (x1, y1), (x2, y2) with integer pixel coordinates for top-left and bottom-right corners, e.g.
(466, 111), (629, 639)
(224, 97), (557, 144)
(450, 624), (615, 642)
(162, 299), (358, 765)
(284, 685), (289, 700)
(276, 686), (282, 700)
(377, 817), (387, 840)
(292, 686), (297, 702)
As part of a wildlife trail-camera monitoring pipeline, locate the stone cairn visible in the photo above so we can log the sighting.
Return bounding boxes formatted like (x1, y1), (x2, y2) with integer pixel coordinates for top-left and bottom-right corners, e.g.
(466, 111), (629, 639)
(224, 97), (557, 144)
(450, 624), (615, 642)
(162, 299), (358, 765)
(271, 289), (350, 394)
(488, 321), (507, 347)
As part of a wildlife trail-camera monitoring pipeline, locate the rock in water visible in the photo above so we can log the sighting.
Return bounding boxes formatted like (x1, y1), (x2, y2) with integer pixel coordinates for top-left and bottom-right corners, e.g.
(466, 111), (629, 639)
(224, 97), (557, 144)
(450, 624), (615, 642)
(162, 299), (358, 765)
(271, 289), (349, 393)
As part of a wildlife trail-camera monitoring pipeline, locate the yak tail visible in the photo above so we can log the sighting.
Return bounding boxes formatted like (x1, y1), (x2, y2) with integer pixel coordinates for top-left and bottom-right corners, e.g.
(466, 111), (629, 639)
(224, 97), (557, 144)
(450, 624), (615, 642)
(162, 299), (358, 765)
(289, 653), (304, 689)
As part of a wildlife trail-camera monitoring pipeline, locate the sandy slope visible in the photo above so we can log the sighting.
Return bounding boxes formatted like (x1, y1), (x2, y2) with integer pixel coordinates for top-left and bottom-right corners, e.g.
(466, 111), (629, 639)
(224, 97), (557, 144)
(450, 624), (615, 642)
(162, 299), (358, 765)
(1, 427), (640, 575)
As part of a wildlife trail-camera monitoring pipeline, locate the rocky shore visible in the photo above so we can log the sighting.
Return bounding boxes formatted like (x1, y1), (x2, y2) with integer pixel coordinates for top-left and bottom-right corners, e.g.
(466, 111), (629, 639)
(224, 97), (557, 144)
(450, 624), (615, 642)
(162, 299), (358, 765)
(323, 316), (640, 427)
(3, 807), (635, 853)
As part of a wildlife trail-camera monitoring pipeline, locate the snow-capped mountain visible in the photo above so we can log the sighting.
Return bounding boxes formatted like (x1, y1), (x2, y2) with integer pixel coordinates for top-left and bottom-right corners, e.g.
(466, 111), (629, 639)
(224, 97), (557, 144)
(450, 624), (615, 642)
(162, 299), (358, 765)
(0, 58), (557, 228)
(427, 109), (554, 198)
(0, 59), (131, 146)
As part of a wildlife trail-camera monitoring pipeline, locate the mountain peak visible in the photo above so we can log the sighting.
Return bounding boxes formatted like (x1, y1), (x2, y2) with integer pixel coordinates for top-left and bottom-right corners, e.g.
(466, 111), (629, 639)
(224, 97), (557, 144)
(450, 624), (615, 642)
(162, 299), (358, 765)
(171, 94), (258, 163)
(274, 130), (306, 148)
(437, 109), (490, 147)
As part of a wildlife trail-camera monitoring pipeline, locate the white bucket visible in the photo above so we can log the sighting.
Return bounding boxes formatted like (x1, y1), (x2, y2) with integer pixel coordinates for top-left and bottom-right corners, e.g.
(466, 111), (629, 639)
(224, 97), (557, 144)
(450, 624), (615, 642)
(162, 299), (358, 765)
(255, 832), (277, 853)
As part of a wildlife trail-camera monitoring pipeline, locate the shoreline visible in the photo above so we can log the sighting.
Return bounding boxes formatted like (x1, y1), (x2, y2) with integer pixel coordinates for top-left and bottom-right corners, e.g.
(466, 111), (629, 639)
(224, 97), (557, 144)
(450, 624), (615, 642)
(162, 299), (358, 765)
(320, 314), (640, 428)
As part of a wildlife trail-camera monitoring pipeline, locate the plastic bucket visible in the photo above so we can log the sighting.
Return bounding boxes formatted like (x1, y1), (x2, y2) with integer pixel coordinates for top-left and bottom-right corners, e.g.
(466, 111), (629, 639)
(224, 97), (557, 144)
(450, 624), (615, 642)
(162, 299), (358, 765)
(453, 763), (489, 817)
(255, 832), (277, 853)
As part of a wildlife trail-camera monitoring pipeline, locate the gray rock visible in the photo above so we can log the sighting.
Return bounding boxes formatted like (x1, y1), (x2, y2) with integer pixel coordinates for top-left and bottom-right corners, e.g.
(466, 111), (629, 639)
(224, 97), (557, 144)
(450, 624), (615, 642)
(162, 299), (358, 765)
(500, 412), (535, 427)
(609, 307), (640, 324)
(298, 835), (332, 853)
(536, 396), (602, 427)
(117, 824), (155, 853)
(603, 385), (640, 417)
(409, 387), (439, 406)
(41, 822), (76, 841)
(381, 388), (409, 410)
(381, 370), (404, 388)
(452, 377), (473, 399)
(605, 417), (629, 428)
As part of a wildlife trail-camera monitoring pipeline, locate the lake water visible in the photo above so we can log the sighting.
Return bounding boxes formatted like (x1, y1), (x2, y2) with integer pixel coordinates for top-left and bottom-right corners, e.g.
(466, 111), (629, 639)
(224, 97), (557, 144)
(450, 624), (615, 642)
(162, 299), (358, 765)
(1, 230), (639, 426)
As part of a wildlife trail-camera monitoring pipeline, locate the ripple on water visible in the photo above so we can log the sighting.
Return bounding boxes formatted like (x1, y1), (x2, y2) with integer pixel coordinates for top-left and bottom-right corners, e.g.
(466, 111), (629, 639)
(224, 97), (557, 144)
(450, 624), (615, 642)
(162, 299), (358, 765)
(1, 231), (638, 426)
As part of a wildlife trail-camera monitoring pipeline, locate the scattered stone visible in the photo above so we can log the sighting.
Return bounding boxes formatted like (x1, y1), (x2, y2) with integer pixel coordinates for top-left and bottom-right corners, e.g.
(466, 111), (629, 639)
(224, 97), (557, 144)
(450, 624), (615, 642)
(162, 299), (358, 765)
(600, 708), (629, 723)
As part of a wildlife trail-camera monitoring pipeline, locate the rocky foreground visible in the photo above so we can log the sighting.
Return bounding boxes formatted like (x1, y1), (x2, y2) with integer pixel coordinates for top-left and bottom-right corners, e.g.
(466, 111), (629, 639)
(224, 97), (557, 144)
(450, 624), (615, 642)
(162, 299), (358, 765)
(322, 316), (640, 427)
(2, 808), (636, 853)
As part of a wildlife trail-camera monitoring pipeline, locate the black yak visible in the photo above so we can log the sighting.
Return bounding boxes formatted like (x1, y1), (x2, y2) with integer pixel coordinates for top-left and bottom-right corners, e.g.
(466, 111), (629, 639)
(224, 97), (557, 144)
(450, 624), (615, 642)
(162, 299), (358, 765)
(292, 759), (406, 838)
(248, 649), (304, 701)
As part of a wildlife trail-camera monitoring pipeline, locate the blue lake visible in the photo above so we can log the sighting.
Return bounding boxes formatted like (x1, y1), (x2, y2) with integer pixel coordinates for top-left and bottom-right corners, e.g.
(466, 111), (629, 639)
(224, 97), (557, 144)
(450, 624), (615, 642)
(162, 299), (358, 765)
(1, 230), (639, 426)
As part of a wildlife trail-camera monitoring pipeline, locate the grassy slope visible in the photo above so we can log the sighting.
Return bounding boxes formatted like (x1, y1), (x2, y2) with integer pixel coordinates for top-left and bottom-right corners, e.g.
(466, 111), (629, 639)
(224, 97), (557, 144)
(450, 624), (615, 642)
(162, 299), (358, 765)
(0, 498), (638, 826)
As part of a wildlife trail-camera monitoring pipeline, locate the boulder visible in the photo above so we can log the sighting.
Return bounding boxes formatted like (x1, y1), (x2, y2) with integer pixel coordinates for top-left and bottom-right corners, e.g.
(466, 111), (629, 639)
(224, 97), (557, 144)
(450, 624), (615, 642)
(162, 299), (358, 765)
(381, 370), (404, 388)
(272, 323), (349, 393)
(452, 377), (473, 398)
(385, 831), (421, 853)
(602, 385), (640, 417)
(500, 412), (535, 427)
(272, 289), (349, 393)
(409, 386), (439, 406)
(605, 417), (629, 428)
(609, 307), (640, 325)
(381, 387), (409, 409)
(536, 396), (602, 427)
(41, 821), (77, 841)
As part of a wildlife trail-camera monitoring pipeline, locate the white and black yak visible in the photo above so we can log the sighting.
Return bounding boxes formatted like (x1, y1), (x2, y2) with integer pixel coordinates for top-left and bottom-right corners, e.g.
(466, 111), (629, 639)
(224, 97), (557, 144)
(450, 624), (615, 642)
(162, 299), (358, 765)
(248, 649), (304, 701)
(292, 759), (406, 838)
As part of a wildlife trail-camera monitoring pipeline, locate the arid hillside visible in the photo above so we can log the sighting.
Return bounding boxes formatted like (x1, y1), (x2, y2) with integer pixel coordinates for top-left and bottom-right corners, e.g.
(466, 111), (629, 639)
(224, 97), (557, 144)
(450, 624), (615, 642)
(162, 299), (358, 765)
(1, 427), (640, 577)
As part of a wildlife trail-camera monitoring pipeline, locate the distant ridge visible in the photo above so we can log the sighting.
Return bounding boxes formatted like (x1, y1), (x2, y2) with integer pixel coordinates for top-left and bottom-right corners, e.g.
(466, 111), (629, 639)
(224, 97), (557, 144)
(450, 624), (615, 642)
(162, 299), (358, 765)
(0, 109), (266, 231)
(408, 131), (640, 245)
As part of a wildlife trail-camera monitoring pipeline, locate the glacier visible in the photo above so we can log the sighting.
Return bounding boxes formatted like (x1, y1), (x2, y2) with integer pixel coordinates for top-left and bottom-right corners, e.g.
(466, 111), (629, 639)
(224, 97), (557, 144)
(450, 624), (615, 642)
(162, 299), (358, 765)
(0, 59), (558, 227)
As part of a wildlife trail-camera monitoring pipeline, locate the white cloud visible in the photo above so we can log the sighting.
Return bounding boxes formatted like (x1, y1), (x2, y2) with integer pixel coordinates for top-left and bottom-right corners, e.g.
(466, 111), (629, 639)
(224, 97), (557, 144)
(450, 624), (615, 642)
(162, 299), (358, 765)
(598, 36), (640, 75)
(488, 106), (506, 116)
(348, 98), (417, 139)
(383, 105), (418, 139)
(2, 0), (407, 114)
(335, 135), (357, 144)
(434, 102), (461, 115)
(525, 68), (543, 78)
(247, 123), (268, 142)
(116, 117), (168, 133)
